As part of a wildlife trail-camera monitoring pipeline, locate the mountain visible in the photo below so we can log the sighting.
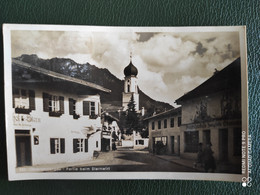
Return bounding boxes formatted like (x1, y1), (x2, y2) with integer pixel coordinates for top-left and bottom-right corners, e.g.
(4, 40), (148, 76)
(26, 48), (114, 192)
(14, 54), (173, 116)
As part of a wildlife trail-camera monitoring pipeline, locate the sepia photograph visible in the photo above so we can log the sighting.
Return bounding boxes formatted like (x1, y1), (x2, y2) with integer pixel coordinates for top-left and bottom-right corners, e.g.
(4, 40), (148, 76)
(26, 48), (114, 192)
(3, 24), (248, 181)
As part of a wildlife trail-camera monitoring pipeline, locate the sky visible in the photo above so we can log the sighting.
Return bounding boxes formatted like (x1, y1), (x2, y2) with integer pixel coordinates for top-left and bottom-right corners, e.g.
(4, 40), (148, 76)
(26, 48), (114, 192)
(11, 29), (240, 106)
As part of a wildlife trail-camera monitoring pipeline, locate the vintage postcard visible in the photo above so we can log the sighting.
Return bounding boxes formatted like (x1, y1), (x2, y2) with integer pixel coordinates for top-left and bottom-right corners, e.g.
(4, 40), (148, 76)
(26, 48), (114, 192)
(3, 24), (248, 182)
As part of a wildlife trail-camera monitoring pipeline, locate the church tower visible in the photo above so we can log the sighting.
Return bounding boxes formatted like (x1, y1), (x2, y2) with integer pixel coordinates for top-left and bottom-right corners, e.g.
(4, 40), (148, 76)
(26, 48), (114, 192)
(122, 55), (139, 111)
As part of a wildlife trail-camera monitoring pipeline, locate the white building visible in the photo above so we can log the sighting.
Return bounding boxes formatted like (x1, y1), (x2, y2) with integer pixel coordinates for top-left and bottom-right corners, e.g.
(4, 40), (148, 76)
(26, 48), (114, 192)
(101, 113), (121, 151)
(12, 59), (111, 167)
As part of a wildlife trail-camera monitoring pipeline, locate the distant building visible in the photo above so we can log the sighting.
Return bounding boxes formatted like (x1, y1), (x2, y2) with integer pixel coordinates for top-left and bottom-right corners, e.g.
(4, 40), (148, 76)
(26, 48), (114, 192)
(144, 107), (182, 155)
(101, 112), (121, 151)
(12, 59), (111, 168)
(122, 56), (139, 111)
(176, 58), (242, 173)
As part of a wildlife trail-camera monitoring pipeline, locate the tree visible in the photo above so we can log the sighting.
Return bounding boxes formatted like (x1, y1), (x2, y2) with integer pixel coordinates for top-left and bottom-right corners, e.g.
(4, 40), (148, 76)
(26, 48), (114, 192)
(125, 95), (139, 135)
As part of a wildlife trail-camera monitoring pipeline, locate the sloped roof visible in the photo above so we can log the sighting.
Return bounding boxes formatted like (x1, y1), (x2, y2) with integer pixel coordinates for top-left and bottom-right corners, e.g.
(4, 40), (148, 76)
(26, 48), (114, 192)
(12, 59), (111, 93)
(175, 58), (241, 103)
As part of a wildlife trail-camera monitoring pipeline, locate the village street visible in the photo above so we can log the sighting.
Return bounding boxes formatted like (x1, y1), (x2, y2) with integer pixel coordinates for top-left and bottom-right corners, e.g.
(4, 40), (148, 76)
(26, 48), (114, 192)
(59, 147), (197, 172)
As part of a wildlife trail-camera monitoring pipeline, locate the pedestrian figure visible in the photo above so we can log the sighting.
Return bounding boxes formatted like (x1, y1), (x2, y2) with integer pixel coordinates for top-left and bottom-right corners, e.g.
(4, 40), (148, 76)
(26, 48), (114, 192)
(203, 143), (216, 172)
(112, 142), (117, 151)
(194, 143), (204, 168)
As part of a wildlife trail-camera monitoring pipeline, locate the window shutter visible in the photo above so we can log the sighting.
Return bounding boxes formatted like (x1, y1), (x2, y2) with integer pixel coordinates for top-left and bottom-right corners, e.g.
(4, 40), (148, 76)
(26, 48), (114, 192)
(43, 93), (49, 112)
(50, 138), (55, 154)
(59, 96), (64, 114)
(83, 101), (90, 115)
(91, 102), (96, 115)
(69, 98), (74, 115)
(85, 139), (88, 152)
(73, 139), (78, 153)
(60, 138), (65, 153)
(29, 90), (35, 110)
(12, 88), (19, 108)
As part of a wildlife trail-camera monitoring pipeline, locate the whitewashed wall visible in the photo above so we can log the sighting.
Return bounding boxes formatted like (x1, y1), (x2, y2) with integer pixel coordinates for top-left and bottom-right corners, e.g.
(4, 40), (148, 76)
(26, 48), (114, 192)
(13, 84), (102, 166)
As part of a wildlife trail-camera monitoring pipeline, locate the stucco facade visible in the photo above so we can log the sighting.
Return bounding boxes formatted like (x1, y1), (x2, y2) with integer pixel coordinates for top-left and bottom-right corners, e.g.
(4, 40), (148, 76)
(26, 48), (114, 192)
(176, 58), (242, 173)
(145, 108), (182, 155)
(13, 84), (103, 167)
(12, 60), (110, 168)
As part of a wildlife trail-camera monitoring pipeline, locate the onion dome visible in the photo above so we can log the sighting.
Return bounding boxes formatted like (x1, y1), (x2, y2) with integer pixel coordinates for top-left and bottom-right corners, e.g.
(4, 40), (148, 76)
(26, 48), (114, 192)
(124, 61), (138, 77)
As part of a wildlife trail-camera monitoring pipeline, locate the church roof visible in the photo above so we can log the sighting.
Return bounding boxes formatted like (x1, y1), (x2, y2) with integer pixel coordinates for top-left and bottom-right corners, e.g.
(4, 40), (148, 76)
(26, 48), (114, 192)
(124, 60), (138, 77)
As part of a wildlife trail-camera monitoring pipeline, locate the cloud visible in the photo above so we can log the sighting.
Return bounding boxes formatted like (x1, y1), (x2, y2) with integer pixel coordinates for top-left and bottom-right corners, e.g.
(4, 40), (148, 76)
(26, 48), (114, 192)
(206, 37), (216, 42)
(11, 30), (241, 107)
(191, 42), (208, 57)
(136, 32), (157, 42)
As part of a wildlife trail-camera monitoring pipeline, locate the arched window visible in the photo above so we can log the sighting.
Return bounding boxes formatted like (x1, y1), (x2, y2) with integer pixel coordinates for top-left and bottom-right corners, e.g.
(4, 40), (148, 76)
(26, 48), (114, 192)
(127, 80), (131, 92)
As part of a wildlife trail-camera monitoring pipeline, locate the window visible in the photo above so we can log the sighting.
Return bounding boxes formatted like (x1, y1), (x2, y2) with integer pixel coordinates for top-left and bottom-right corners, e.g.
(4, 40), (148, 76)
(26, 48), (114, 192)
(184, 131), (199, 153)
(136, 140), (144, 145)
(73, 138), (88, 153)
(83, 101), (90, 115)
(170, 118), (174, 127)
(178, 117), (182, 127)
(233, 128), (242, 156)
(50, 138), (65, 154)
(139, 140), (144, 145)
(90, 102), (95, 115)
(158, 120), (161, 129)
(83, 101), (98, 119)
(34, 136), (39, 145)
(96, 141), (98, 148)
(162, 137), (167, 145)
(13, 88), (35, 114)
(49, 95), (60, 112)
(127, 79), (130, 92)
(152, 122), (155, 130)
(155, 136), (167, 146)
(69, 98), (80, 119)
(164, 119), (167, 128)
(69, 98), (76, 115)
(43, 93), (64, 117)
(85, 139), (88, 152)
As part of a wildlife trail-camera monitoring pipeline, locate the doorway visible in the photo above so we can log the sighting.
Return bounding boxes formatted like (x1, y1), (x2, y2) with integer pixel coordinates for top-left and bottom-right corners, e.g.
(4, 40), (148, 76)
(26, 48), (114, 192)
(15, 130), (32, 167)
(101, 138), (110, 151)
(219, 128), (228, 162)
(203, 130), (211, 146)
(171, 136), (175, 154)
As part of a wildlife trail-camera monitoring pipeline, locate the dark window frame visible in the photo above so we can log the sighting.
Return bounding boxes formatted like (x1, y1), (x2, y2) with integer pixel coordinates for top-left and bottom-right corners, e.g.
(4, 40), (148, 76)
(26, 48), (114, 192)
(73, 138), (88, 153)
(69, 98), (80, 119)
(83, 101), (97, 119)
(158, 120), (161, 129)
(178, 116), (182, 127)
(170, 117), (174, 127)
(152, 121), (155, 130)
(43, 92), (64, 117)
(164, 119), (167, 128)
(50, 138), (65, 154)
(13, 88), (35, 114)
